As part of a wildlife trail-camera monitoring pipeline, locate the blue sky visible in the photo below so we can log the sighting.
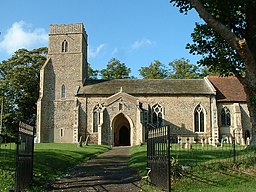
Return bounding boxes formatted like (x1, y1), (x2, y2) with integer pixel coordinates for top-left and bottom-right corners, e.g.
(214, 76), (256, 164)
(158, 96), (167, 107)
(0, 0), (203, 77)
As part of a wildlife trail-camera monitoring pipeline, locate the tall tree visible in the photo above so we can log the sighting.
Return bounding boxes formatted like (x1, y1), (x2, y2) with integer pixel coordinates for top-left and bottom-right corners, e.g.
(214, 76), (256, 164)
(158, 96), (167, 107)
(168, 58), (207, 79)
(0, 48), (47, 134)
(139, 60), (168, 79)
(88, 64), (99, 79)
(100, 58), (131, 79)
(170, 0), (256, 146)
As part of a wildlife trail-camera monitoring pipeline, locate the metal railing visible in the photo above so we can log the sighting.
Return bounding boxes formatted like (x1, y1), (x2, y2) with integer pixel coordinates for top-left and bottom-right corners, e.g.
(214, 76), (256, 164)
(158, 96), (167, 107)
(147, 125), (171, 192)
(15, 122), (35, 192)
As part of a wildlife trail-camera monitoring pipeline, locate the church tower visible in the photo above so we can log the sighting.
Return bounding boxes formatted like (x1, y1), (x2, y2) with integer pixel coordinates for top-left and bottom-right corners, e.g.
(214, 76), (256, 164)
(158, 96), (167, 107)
(37, 23), (88, 143)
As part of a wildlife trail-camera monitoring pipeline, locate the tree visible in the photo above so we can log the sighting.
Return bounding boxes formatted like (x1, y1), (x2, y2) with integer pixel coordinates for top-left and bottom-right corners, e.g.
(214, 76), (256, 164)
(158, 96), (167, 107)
(88, 64), (99, 79)
(170, 0), (256, 146)
(0, 48), (47, 134)
(139, 60), (168, 79)
(100, 58), (131, 79)
(168, 58), (207, 79)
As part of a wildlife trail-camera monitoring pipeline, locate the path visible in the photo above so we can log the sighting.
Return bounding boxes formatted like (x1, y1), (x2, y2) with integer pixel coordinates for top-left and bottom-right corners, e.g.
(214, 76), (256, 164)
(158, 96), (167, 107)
(49, 147), (143, 192)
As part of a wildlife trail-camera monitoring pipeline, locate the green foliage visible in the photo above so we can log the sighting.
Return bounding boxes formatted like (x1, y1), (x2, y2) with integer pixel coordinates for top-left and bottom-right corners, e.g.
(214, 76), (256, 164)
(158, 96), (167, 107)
(100, 58), (131, 79)
(168, 58), (208, 79)
(170, 157), (184, 180)
(139, 60), (168, 79)
(139, 59), (209, 79)
(170, 0), (256, 146)
(88, 64), (99, 79)
(186, 23), (244, 76)
(170, 0), (254, 76)
(0, 48), (47, 134)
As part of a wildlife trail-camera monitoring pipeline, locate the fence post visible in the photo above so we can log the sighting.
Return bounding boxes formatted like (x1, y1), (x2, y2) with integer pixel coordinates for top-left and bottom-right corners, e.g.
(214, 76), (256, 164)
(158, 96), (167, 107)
(15, 122), (35, 192)
(167, 125), (171, 192)
(233, 134), (236, 164)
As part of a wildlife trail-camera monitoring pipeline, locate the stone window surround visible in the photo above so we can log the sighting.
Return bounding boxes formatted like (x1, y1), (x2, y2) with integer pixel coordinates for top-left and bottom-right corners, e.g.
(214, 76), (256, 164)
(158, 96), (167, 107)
(61, 40), (68, 52)
(194, 104), (206, 133)
(221, 106), (231, 127)
(61, 84), (66, 98)
(151, 103), (164, 128)
(60, 128), (64, 137)
(92, 104), (103, 133)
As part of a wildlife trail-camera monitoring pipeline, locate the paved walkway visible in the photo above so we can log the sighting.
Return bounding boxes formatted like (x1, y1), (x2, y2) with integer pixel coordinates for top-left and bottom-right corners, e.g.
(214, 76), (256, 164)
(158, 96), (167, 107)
(49, 147), (143, 192)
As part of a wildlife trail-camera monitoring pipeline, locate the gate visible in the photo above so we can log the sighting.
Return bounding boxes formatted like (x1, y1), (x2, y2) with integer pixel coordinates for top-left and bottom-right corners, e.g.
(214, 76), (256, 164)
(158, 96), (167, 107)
(15, 122), (35, 191)
(147, 125), (171, 191)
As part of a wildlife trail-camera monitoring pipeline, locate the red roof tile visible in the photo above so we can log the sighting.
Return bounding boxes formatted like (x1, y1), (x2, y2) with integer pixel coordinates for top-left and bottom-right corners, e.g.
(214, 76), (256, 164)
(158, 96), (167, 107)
(207, 76), (247, 102)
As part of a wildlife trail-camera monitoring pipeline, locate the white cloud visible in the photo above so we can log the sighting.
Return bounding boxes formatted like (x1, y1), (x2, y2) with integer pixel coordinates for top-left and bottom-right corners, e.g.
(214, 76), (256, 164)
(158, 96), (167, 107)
(0, 21), (48, 54)
(111, 48), (118, 55)
(131, 38), (155, 50)
(88, 44), (106, 58)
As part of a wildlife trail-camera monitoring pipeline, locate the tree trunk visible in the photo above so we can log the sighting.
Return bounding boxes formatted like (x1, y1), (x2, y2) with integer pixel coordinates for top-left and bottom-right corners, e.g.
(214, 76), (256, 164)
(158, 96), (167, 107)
(190, 0), (256, 147)
(241, 76), (256, 147)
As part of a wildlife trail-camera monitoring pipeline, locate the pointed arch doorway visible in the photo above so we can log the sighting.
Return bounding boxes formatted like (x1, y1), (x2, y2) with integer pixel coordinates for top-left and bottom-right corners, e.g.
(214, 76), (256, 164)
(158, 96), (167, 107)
(113, 113), (131, 146)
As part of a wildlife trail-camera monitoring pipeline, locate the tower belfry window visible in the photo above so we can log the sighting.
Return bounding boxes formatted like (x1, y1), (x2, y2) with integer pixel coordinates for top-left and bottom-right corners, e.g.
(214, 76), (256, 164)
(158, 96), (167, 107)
(61, 40), (68, 52)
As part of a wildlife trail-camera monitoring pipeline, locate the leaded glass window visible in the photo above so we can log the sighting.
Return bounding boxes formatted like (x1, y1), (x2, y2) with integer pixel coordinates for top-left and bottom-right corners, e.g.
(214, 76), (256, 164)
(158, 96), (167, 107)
(221, 107), (231, 126)
(93, 104), (103, 132)
(194, 104), (205, 132)
(152, 104), (163, 127)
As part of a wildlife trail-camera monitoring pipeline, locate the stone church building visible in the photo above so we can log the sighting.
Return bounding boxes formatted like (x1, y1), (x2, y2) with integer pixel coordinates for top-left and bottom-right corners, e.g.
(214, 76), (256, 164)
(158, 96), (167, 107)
(36, 23), (251, 146)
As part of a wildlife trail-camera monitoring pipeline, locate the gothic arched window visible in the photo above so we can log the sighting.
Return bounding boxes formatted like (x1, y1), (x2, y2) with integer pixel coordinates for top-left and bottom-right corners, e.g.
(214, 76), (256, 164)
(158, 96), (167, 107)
(61, 84), (66, 98)
(61, 40), (68, 52)
(152, 104), (163, 128)
(221, 107), (231, 126)
(194, 104), (205, 132)
(93, 104), (103, 132)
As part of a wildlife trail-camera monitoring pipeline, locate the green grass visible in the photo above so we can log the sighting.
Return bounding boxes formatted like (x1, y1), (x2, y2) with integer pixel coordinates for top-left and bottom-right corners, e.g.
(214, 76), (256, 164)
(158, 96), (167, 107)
(129, 144), (256, 192)
(0, 143), (110, 192)
(129, 144), (162, 192)
(0, 143), (16, 192)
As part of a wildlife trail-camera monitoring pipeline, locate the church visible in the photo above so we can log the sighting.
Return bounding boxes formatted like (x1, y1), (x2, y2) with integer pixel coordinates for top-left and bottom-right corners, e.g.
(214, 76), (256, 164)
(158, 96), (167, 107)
(36, 23), (251, 146)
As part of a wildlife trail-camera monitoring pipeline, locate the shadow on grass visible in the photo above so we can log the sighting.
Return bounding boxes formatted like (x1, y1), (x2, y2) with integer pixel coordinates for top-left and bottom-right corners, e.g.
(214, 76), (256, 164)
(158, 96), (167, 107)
(32, 145), (111, 189)
(48, 147), (141, 192)
(129, 144), (256, 192)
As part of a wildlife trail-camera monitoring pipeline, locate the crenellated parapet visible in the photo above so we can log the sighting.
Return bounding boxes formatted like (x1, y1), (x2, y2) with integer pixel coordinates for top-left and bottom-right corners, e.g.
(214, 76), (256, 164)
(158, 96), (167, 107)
(50, 23), (87, 38)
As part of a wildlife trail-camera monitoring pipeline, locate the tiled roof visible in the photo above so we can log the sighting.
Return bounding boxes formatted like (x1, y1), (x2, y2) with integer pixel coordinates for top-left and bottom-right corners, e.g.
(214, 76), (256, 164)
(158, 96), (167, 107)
(207, 76), (247, 102)
(78, 79), (215, 96)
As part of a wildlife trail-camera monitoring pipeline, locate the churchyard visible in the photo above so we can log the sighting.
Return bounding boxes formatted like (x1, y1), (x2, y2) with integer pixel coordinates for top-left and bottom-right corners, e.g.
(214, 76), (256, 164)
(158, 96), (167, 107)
(0, 140), (255, 191)
(130, 143), (256, 192)
(0, 143), (110, 192)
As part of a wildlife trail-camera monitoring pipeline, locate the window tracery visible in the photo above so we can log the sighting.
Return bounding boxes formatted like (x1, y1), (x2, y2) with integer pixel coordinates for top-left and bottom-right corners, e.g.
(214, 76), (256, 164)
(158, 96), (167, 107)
(93, 104), (103, 132)
(194, 104), (205, 132)
(152, 104), (163, 127)
(221, 106), (231, 126)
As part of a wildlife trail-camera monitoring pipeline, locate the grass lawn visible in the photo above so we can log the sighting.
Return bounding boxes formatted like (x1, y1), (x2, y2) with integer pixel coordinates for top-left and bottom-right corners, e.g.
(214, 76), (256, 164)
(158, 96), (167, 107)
(0, 143), (110, 192)
(129, 144), (256, 192)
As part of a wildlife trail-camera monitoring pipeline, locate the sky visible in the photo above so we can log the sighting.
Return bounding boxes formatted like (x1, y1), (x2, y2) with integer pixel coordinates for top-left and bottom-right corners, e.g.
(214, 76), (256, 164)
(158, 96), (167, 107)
(0, 0), (203, 78)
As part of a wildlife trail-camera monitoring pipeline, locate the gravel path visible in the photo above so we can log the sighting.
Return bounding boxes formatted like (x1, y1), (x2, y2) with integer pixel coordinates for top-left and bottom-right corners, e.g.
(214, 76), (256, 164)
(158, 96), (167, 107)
(49, 147), (143, 192)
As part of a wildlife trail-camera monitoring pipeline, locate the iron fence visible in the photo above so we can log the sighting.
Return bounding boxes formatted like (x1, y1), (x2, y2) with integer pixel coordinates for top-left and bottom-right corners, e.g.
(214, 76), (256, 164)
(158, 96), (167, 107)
(147, 125), (171, 192)
(15, 122), (35, 192)
(170, 136), (255, 168)
(146, 124), (255, 191)
(0, 134), (15, 159)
